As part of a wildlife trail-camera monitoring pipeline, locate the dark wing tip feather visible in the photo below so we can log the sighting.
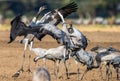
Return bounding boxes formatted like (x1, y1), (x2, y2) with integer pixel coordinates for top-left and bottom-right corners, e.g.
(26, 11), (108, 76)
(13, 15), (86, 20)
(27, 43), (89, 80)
(42, 2), (78, 26)
(58, 2), (78, 18)
(54, 2), (78, 25)
(59, 2), (78, 10)
(9, 14), (23, 44)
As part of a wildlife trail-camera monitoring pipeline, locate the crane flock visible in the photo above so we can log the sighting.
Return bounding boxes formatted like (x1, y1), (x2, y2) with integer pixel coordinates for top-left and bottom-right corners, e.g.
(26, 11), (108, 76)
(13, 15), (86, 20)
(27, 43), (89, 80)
(8, 2), (120, 81)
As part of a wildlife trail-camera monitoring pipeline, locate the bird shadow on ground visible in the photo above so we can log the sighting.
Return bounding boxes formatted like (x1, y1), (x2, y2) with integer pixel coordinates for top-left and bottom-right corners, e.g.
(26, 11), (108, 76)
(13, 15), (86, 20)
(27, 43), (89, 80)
(69, 72), (81, 76)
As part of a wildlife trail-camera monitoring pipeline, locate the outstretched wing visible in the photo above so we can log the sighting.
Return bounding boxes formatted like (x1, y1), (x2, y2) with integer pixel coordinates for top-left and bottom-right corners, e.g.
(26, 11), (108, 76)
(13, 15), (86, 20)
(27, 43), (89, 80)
(8, 14), (26, 43)
(54, 2), (78, 25)
(39, 2), (78, 25)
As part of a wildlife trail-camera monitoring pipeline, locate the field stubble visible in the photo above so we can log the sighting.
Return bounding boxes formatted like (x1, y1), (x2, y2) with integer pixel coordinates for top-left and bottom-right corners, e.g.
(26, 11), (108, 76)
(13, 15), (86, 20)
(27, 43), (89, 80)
(0, 25), (120, 81)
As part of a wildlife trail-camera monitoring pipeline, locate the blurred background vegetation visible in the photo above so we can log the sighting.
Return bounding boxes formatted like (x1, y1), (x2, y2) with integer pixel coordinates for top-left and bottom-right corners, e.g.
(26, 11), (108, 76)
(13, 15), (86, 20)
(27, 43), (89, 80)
(0, 0), (120, 26)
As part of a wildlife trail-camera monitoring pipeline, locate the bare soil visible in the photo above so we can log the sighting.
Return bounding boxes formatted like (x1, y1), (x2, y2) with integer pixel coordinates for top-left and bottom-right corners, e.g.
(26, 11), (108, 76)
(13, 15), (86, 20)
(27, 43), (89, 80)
(0, 30), (120, 81)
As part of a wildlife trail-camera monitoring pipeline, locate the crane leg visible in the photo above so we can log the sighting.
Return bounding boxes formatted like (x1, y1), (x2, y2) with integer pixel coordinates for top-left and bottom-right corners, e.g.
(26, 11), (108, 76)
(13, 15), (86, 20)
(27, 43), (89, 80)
(116, 67), (119, 80)
(64, 61), (70, 79)
(75, 60), (80, 81)
(67, 52), (71, 76)
(12, 40), (28, 78)
(54, 60), (59, 80)
(12, 49), (26, 78)
(54, 61), (57, 79)
(43, 58), (46, 67)
(106, 64), (111, 81)
(27, 41), (33, 73)
(80, 69), (88, 81)
(99, 65), (105, 80)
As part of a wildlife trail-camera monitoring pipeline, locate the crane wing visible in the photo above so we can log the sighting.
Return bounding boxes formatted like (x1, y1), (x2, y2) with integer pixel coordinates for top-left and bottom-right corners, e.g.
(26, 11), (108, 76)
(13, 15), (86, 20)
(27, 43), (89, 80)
(39, 2), (78, 25)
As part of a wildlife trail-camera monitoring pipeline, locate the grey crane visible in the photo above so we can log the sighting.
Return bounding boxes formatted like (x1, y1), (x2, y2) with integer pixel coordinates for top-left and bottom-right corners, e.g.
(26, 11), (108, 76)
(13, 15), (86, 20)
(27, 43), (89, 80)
(33, 67), (51, 81)
(9, 2), (77, 78)
(35, 2), (77, 26)
(8, 2), (78, 48)
(57, 10), (88, 50)
(91, 46), (120, 81)
(32, 45), (71, 79)
(11, 6), (46, 78)
(72, 48), (98, 80)
(10, 14), (73, 78)
(31, 47), (47, 66)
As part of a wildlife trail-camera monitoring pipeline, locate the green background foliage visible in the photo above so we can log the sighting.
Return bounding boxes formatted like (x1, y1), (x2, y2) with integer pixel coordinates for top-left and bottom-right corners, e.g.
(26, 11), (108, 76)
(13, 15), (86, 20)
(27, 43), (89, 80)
(0, 0), (120, 19)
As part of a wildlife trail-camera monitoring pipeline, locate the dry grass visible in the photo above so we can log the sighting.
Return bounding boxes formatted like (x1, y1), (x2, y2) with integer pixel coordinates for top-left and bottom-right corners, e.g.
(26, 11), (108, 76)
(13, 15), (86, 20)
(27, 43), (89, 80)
(0, 30), (120, 81)
(58, 24), (120, 32)
(0, 24), (10, 31)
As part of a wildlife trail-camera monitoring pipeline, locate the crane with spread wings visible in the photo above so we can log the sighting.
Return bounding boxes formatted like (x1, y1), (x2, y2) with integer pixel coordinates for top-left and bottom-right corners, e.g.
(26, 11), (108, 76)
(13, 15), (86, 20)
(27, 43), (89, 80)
(9, 2), (78, 78)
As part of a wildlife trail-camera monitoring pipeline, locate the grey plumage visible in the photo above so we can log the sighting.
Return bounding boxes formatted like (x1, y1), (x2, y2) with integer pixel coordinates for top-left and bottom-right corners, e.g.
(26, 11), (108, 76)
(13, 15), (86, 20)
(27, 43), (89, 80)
(9, 2), (79, 79)
(33, 45), (71, 79)
(57, 9), (88, 50)
(71, 48), (98, 80)
(91, 46), (120, 80)
(110, 56), (120, 80)
(33, 67), (51, 81)
(37, 2), (78, 25)
(8, 15), (72, 47)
